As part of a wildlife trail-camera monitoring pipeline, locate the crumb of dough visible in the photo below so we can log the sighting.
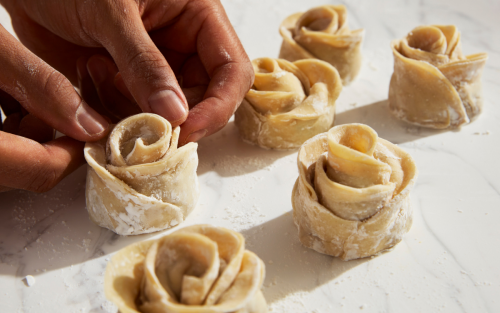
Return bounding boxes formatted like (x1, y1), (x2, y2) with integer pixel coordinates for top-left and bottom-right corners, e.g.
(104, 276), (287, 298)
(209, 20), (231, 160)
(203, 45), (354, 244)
(24, 275), (35, 287)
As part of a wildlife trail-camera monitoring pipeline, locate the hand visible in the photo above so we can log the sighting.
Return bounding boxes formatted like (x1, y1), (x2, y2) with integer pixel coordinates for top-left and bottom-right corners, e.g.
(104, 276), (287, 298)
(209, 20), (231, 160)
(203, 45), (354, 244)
(0, 23), (109, 192)
(4, 0), (254, 144)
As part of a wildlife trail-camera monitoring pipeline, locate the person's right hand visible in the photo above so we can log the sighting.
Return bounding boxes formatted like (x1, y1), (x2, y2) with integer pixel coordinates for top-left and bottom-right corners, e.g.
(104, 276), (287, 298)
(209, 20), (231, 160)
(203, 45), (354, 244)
(0, 24), (109, 193)
(4, 0), (254, 145)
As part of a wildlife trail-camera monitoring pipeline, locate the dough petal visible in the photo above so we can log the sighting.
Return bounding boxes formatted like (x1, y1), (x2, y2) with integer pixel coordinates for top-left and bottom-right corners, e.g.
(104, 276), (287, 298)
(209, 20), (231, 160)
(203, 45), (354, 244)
(389, 25), (488, 129)
(104, 225), (268, 313)
(235, 58), (342, 150)
(84, 113), (199, 235)
(279, 5), (364, 85)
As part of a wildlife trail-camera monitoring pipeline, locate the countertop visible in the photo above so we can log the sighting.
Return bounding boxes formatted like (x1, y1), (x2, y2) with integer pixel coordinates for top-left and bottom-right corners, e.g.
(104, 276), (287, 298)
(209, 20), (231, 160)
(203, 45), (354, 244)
(1, 0), (499, 312)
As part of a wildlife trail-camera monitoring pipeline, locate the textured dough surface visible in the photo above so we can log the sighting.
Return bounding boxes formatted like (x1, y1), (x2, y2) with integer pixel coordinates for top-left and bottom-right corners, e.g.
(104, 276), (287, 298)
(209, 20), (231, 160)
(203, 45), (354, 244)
(104, 225), (268, 313)
(389, 25), (488, 129)
(278, 5), (364, 85)
(84, 113), (199, 235)
(235, 57), (342, 150)
(291, 124), (418, 260)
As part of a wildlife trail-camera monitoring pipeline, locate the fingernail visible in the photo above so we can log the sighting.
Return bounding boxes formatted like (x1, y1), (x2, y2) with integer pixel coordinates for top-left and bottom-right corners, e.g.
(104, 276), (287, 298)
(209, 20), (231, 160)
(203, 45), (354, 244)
(186, 129), (207, 143)
(87, 57), (107, 85)
(148, 90), (187, 123)
(76, 105), (108, 136)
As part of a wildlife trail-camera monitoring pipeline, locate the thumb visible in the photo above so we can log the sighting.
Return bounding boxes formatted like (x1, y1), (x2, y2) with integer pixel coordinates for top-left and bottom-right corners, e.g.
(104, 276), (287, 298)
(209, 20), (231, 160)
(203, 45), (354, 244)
(90, 2), (188, 127)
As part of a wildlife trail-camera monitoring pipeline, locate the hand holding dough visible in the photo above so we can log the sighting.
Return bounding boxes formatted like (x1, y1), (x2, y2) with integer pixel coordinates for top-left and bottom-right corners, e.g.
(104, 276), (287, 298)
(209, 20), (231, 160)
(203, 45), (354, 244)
(279, 5), (365, 85)
(389, 25), (488, 129)
(235, 57), (342, 150)
(104, 225), (268, 313)
(292, 124), (417, 260)
(84, 113), (199, 235)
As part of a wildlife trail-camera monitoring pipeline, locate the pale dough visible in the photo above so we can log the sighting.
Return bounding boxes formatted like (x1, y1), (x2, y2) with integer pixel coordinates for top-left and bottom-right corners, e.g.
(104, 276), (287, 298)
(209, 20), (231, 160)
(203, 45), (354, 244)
(104, 225), (268, 313)
(291, 124), (418, 260)
(84, 113), (199, 235)
(278, 5), (365, 85)
(235, 57), (342, 150)
(389, 25), (488, 129)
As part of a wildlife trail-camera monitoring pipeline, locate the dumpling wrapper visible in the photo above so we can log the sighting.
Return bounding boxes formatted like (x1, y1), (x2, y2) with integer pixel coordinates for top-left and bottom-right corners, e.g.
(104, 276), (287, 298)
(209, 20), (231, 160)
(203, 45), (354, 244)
(104, 225), (268, 313)
(389, 25), (488, 129)
(279, 5), (364, 85)
(235, 57), (342, 150)
(84, 113), (199, 235)
(292, 124), (417, 260)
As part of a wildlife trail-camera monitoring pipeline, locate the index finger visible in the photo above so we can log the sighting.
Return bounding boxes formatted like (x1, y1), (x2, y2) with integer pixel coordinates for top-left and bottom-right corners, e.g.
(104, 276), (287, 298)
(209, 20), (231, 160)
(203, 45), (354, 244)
(158, 0), (254, 144)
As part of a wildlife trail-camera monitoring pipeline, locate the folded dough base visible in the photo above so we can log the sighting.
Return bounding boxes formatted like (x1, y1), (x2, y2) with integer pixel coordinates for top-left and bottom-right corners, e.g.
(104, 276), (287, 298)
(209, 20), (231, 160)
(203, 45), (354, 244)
(84, 113), (199, 236)
(389, 25), (488, 129)
(291, 125), (417, 260)
(104, 225), (268, 313)
(235, 58), (342, 150)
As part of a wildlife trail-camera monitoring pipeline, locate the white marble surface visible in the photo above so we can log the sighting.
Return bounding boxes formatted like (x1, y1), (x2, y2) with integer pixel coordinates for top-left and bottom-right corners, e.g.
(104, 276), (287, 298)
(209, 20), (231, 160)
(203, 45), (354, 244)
(1, 0), (500, 312)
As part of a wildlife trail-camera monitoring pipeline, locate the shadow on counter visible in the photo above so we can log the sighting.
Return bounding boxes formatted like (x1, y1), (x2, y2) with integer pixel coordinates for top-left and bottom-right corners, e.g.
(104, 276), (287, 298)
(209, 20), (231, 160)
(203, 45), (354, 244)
(0, 119), (296, 278)
(241, 212), (370, 305)
(0, 166), (157, 277)
(335, 100), (448, 144)
(197, 121), (296, 177)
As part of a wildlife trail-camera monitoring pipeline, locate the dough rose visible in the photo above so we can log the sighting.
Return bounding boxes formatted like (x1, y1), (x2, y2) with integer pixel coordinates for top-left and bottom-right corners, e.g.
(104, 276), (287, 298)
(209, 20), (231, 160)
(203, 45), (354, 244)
(104, 225), (268, 313)
(291, 124), (417, 260)
(234, 57), (342, 150)
(279, 5), (364, 85)
(84, 113), (199, 236)
(389, 25), (488, 129)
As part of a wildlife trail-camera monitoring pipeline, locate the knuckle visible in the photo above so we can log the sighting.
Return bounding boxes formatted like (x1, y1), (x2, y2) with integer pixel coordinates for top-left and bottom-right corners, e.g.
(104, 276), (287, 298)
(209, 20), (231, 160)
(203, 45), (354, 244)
(212, 107), (231, 132)
(42, 69), (75, 102)
(127, 48), (168, 81)
(26, 163), (58, 193)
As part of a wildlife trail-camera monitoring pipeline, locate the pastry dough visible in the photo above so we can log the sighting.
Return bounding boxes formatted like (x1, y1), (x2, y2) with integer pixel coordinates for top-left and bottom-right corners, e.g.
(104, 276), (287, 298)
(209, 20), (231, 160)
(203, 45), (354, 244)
(84, 113), (199, 235)
(291, 124), (417, 260)
(235, 57), (342, 150)
(279, 5), (364, 85)
(389, 25), (488, 129)
(104, 225), (268, 313)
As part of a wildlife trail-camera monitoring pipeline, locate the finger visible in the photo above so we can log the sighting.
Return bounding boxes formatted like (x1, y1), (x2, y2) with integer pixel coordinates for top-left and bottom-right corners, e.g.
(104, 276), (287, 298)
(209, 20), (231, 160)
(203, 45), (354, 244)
(86, 55), (141, 120)
(178, 55), (209, 108)
(17, 114), (54, 143)
(180, 55), (210, 88)
(182, 86), (207, 108)
(114, 73), (135, 103)
(11, 10), (108, 85)
(0, 186), (14, 193)
(0, 131), (85, 193)
(177, 2), (254, 144)
(157, 48), (193, 77)
(92, 2), (188, 127)
(77, 56), (116, 122)
(0, 25), (109, 141)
